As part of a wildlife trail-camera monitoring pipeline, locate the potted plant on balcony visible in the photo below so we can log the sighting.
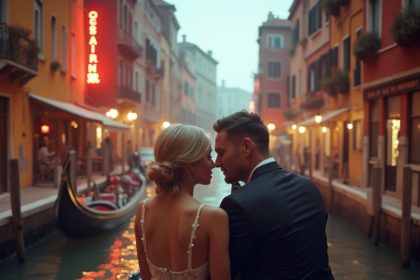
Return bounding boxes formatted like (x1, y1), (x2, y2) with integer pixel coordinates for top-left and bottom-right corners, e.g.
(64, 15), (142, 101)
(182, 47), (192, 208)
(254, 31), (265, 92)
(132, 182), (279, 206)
(8, 25), (38, 68)
(322, 0), (340, 17)
(321, 77), (337, 97)
(353, 31), (381, 61)
(391, 9), (420, 47)
(333, 69), (350, 94)
(300, 91), (325, 110)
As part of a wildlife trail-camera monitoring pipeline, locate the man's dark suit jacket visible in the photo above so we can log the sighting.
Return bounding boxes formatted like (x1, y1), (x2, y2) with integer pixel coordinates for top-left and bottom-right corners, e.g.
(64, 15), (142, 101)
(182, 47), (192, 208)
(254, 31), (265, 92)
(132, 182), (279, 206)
(220, 161), (333, 280)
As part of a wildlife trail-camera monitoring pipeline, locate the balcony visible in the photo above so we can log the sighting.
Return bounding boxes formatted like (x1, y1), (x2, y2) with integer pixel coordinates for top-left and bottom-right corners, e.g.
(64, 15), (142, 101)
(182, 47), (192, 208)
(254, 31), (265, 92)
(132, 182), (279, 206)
(0, 24), (38, 85)
(117, 86), (141, 104)
(145, 59), (163, 80)
(300, 91), (325, 111)
(117, 29), (143, 61)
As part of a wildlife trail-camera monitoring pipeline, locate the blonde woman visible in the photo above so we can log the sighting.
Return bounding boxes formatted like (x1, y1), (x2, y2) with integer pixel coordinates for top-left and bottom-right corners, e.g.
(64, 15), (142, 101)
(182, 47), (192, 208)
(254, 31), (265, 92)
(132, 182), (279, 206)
(134, 124), (230, 280)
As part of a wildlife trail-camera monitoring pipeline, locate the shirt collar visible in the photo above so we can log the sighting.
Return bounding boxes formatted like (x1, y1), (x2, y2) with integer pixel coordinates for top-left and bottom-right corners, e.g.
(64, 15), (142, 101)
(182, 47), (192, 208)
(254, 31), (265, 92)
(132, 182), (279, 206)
(247, 157), (276, 183)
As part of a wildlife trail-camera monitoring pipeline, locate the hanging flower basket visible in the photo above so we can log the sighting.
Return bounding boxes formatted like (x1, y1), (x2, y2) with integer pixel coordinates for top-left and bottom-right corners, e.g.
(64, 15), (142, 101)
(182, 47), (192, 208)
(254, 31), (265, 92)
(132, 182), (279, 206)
(322, 0), (340, 17)
(391, 9), (420, 47)
(321, 77), (337, 97)
(333, 69), (350, 94)
(7, 25), (39, 69)
(300, 91), (325, 110)
(284, 109), (298, 120)
(353, 31), (381, 61)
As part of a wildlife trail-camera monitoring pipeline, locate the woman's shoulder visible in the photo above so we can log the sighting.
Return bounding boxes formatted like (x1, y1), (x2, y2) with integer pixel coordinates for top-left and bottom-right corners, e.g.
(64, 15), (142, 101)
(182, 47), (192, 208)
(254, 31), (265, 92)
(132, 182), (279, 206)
(200, 205), (228, 223)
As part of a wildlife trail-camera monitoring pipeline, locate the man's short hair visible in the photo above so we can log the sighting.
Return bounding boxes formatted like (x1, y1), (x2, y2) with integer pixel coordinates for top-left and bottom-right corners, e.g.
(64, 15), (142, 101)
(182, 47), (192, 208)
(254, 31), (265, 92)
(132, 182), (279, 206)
(213, 110), (269, 155)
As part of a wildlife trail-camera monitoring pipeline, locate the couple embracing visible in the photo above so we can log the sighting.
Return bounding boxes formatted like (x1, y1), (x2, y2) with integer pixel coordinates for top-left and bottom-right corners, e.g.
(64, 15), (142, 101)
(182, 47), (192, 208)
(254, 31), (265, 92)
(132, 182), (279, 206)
(134, 111), (334, 280)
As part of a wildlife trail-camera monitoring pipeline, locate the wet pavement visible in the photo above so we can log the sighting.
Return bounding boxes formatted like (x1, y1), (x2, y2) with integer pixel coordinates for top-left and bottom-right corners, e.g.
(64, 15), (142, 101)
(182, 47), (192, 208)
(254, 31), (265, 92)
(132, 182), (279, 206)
(1, 168), (420, 279)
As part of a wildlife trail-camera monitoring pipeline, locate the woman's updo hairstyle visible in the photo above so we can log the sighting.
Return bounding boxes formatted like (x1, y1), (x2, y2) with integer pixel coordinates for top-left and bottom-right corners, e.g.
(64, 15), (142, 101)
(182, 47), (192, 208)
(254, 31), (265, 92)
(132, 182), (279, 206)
(147, 124), (211, 193)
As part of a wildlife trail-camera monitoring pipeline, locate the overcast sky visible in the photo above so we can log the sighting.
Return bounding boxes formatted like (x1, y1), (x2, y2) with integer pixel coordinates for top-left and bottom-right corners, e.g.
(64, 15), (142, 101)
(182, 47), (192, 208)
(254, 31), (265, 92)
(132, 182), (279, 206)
(168, 0), (293, 93)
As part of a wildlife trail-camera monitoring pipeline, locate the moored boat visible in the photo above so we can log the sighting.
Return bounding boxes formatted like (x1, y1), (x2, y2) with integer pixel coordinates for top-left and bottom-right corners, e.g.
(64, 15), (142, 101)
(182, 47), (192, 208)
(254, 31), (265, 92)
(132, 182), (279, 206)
(55, 154), (146, 239)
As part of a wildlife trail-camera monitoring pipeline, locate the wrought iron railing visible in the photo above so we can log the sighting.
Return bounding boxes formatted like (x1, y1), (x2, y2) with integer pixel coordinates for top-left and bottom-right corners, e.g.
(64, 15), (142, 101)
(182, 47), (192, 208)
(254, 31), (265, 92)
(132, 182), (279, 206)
(0, 23), (38, 71)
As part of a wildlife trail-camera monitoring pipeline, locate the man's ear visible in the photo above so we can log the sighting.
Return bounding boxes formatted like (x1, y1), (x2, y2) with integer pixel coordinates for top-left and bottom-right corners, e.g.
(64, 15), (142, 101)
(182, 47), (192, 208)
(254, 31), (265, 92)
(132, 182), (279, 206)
(240, 138), (255, 158)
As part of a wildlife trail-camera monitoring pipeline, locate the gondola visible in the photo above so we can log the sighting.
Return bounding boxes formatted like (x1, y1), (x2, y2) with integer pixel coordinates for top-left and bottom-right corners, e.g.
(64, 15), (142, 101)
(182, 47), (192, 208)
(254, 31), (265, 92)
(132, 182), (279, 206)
(55, 152), (146, 239)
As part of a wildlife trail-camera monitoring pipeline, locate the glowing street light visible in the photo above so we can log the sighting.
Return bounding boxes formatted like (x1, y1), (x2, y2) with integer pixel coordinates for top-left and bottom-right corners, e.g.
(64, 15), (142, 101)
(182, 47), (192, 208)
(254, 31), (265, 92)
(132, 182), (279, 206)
(347, 123), (353, 130)
(291, 124), (297, 130)
(298, 126), (306, 134)
(321, 126), (328, 133)
(127, 111), (138, 122)
(106, 108), (119, 119)
(267, 123), (276, 133)
(162, 121), (171, 129)
(314, 114), (322, 124)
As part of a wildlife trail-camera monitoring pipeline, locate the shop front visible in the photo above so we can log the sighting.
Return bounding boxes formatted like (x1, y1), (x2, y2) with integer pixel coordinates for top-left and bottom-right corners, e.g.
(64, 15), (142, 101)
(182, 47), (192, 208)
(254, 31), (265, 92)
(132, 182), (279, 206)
(30, 94), (129, 185)
(364, 73), (420, 201)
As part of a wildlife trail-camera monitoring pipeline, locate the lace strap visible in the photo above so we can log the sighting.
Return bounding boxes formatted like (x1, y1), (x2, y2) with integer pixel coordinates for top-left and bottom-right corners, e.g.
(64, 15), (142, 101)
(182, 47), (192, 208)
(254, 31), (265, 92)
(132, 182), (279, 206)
(140, 198), (149, 259)
(187, 204), (205, 270)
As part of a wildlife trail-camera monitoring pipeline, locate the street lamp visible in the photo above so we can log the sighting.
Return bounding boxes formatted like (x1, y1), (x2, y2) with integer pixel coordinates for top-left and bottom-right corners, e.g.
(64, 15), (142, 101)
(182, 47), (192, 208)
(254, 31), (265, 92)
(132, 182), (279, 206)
(298, 126), (306, 134)
(162, 121), (171, 129)
(291, 124), (297, 130)
(267, 123), (276, 133)
(106, 108), (119, 119)
(321, 126), (328, 133)
(347, 122), (353, 130)
(127, 111), (138, 122)
(314, 114), (322, 124)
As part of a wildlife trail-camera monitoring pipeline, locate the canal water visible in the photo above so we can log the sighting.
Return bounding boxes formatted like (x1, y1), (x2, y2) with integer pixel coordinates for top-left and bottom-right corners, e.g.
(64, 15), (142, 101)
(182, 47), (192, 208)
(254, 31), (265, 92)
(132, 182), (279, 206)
(1, 170), (420, 279)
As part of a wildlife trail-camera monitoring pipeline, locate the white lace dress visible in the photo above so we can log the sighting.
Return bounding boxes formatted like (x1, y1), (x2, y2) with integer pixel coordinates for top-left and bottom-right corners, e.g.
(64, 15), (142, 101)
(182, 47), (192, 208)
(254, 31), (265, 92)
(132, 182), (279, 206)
(140, 199), (209, 280)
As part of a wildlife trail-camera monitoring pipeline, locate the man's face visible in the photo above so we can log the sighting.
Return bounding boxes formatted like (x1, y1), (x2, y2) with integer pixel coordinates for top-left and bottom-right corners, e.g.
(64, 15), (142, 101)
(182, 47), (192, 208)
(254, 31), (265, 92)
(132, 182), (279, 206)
(215, 130), (247, 183)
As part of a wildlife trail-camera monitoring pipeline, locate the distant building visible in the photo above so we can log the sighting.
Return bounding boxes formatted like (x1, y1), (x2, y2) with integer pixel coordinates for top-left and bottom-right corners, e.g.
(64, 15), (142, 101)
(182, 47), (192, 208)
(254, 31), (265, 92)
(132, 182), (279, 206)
(178, 36), (218, 135)
(255, 12), (291, 135)
(217, 81), (252, 119)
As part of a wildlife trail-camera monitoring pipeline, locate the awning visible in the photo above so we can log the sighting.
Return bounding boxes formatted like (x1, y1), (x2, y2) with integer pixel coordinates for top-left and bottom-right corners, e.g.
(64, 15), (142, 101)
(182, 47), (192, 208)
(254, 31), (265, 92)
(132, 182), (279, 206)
(299, 107), (350, 126)
(29, 94), (130, 130)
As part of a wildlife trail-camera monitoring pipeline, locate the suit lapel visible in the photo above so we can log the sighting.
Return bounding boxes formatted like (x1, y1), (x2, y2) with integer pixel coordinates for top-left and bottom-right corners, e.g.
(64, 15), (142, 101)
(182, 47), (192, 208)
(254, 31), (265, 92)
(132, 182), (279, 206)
(250, 161), (282, 182)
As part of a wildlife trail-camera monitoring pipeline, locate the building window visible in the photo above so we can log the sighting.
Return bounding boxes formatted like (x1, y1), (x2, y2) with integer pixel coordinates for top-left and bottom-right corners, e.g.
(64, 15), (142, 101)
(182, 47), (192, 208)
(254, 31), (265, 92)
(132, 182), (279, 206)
(370, 100), (379, 157)
(411, 92), (420, 163)
(1, 0), (7, 23)
(353, 120), (363, 151)
(268, 61), (281, 77)
(267, 92), (281, 108)
(354, 29), (362, 86)
(292, 75), (296, 99)
(368, 0), (381, 35)
(34, 0), (43, 51)
(70, 32), (76, 78)
(342, 36), (350, 72)
(51, 16), (57, 61)
(308, 1), (322, 36)
(267, 34), (283, 49)
(292, 20), (300, 46)
(61, 25), (67, 72)
(404, 0), (420, 10)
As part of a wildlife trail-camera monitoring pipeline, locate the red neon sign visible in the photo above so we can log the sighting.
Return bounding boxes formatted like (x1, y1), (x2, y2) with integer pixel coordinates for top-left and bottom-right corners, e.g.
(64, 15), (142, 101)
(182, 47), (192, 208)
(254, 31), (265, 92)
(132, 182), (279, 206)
(87, 11), (100, 84)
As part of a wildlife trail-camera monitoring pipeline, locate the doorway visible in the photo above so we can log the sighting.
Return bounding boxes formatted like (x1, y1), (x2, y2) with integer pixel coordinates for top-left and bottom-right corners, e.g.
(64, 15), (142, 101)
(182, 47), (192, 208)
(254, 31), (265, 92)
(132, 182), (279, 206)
(0, 96), (8, 193)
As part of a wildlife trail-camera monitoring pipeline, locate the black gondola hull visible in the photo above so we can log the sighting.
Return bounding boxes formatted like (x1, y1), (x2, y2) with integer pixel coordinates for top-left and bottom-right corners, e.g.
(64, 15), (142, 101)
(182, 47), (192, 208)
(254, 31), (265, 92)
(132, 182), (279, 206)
(55, 176), (145, 239)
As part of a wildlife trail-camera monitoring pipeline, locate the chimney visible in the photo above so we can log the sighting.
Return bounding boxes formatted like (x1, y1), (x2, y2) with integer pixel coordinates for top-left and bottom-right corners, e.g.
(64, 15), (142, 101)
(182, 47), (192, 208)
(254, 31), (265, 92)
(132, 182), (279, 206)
(268, 12), (274, 21)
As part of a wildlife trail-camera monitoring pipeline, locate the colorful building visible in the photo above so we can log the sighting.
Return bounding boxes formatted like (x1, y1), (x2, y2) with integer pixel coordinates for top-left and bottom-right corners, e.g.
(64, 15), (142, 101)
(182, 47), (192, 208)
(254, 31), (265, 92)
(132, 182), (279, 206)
(256, 12), (291, 136)
(361, 0), (420, 203)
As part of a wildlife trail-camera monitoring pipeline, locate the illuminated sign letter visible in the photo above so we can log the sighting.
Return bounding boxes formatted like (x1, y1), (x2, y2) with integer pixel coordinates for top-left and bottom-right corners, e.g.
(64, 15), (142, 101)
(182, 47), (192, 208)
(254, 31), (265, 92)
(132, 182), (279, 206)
(87, 10), (100, 84)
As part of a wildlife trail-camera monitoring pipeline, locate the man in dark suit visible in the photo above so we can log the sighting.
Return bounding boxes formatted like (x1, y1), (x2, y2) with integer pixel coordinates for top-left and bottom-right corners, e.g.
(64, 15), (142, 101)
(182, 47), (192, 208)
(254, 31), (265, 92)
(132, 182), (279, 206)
(213, 111), (334, 280)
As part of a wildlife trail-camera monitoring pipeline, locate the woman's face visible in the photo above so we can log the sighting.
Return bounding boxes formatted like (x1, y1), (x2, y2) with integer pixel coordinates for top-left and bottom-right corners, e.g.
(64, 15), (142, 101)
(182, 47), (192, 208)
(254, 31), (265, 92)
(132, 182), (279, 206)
(192, 148), (215, 185)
